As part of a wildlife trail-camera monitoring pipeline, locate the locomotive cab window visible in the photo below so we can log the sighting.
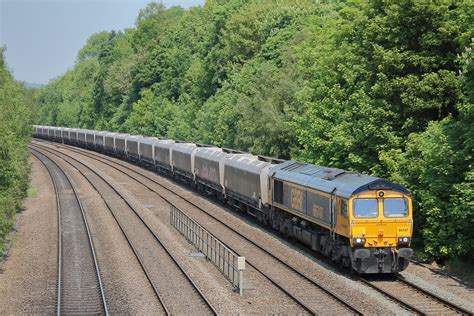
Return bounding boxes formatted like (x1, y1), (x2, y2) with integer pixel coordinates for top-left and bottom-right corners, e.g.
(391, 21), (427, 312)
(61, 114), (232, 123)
(383, 198), (409, 218)
(353, 198), (378, 218)
(273, 180), (284, 204)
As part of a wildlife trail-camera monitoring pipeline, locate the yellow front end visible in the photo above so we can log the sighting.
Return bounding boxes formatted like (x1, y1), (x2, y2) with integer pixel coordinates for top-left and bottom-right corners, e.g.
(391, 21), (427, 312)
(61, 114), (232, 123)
(350, 190), (413, 247)
(348, 190), (414, 273)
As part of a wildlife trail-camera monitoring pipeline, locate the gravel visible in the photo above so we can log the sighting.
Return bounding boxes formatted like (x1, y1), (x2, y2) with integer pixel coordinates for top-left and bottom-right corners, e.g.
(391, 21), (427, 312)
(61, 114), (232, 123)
(400, 263), (474, 313)
(0, 156), (58, 314)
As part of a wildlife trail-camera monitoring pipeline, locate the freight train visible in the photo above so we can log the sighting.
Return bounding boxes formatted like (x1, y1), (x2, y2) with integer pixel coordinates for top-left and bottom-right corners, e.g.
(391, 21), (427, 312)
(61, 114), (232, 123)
(33, 125), (414, 274)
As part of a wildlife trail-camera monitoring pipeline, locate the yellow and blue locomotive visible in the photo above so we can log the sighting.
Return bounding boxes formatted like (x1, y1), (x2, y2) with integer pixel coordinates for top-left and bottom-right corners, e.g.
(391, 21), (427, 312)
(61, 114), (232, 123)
(268, 161), (413, 274)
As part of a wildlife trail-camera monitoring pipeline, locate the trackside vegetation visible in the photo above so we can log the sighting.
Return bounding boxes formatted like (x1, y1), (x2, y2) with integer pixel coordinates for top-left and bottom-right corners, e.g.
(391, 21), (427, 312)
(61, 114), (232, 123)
(0, 48), (33, 253)
(34, 1), (474, 264)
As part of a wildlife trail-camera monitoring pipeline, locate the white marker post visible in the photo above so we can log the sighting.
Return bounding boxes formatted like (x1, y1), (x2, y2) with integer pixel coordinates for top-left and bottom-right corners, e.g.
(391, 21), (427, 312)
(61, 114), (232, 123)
(237, 256), (246, 296)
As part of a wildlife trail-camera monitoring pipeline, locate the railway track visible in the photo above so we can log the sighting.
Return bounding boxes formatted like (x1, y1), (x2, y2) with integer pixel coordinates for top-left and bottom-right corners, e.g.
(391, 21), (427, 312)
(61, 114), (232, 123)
(30, 149), (108, 315)
(33, 140), (363, 315)
(359, 275), (473, 315)
(31, 144), (217, 315)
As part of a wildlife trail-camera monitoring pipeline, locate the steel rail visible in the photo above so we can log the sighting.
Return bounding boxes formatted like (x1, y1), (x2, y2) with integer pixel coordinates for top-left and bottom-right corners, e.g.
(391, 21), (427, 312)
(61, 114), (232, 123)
(30, 148), (108, 316)
(396, 275), (472, 315)
(31, 143), (217, 316)
(33, 139), (363, 315)
(359, 275), (473, 315)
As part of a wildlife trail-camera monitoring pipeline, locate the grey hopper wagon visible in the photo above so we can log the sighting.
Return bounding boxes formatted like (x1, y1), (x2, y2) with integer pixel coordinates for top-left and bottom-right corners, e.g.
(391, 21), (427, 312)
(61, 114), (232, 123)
(54, 127), (62, 140)
(85, 130), (96, 147)
(69, 128), (79, 144)
(36, 126), (43, 138)
(223, 155), (274, 208)
(193, 147), (226, 192)
(153, 139), (175, 171)
(104, 132), (118, 153)
(60, 128), (69, 140)
(125, 135), (143, 159)
(47, 127), (55, 139)
(138, 137), (160, 163)
(114, 133), (129, 155)
(35, 125), (41, 137)
(77, 129), (87, 145)
(171, 143), (197, 179)
(94, 131), (107, 150)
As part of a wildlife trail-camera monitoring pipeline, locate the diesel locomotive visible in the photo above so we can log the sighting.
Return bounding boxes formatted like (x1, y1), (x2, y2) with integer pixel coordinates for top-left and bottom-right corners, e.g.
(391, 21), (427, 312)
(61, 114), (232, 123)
(33, 125), (414, 274)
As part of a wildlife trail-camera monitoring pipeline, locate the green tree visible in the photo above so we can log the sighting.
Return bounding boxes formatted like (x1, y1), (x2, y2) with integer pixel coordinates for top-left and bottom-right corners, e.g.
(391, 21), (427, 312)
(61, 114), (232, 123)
(0, 48), (32, 251)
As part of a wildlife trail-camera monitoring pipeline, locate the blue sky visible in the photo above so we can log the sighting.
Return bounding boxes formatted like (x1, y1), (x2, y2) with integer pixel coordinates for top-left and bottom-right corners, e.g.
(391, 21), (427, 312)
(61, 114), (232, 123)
(0, 0), (204, 84)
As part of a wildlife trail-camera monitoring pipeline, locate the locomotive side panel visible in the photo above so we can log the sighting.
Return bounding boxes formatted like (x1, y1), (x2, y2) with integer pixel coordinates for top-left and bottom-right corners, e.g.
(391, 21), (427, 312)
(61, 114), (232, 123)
(306, 190), (332, 227)
(273, 180), (332, 229)
(61, 128), (70, 140)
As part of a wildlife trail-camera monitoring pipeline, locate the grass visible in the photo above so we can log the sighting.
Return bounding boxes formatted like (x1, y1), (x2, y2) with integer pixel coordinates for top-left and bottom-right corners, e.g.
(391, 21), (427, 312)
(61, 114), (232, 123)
(27, 186), (37, 198)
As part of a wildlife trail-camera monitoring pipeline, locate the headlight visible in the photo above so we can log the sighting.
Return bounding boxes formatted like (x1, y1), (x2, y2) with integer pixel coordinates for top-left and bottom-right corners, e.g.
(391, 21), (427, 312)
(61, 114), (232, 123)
(398, 237), (411, 245)
(352, 237), (366, 245)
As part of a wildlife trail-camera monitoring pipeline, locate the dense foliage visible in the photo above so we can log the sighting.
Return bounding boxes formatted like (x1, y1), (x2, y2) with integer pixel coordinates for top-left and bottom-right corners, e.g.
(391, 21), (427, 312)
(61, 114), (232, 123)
(35, 0), (474, 262)
(0, 48), (33, 252)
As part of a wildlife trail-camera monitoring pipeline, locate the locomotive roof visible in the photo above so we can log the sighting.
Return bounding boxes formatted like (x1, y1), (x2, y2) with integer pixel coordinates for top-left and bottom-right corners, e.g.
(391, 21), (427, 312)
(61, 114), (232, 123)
(270, 160), (409, 199)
